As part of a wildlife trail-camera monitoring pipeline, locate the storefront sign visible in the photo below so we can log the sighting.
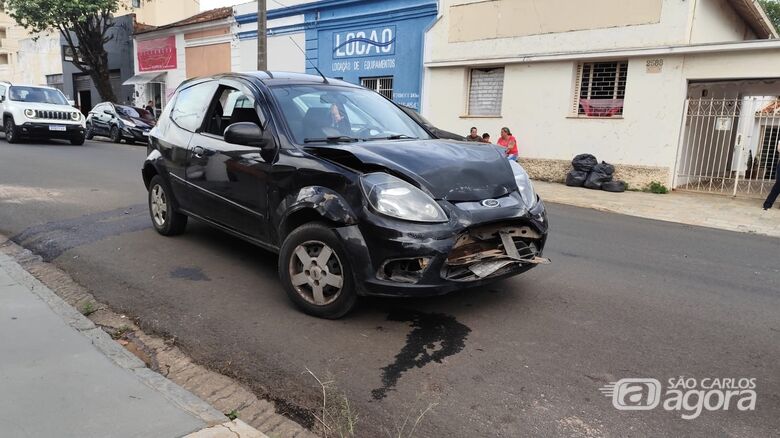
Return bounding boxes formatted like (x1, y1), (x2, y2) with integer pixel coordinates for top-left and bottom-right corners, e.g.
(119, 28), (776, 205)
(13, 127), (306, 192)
(137, 36), (177, 72)
(333, 26), (396, 58)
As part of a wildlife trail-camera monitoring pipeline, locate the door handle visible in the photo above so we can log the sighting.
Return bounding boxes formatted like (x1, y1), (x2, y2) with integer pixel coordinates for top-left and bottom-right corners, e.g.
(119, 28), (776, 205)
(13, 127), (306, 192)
(193, 146), (215, 159)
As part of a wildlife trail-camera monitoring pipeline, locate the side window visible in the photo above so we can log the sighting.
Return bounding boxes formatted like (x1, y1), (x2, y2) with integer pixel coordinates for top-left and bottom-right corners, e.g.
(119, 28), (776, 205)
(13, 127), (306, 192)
(171, 81), (218, 132)
(203, 85), (263, 136)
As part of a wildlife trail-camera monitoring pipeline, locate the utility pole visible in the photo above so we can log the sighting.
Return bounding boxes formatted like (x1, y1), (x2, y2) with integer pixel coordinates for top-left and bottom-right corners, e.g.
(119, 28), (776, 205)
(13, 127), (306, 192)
(257, 0), (267, 70)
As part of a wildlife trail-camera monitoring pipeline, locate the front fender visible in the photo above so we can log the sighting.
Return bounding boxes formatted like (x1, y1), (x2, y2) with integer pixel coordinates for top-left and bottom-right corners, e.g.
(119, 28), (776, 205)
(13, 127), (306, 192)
(278, 186), (359, 233)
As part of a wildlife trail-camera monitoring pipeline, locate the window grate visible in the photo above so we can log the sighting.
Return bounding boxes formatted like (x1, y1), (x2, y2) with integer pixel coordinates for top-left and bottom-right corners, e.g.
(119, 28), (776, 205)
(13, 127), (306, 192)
(468, 67), (504, 116)
(574, 61), (627, 117)
(361, 76), (393, 100)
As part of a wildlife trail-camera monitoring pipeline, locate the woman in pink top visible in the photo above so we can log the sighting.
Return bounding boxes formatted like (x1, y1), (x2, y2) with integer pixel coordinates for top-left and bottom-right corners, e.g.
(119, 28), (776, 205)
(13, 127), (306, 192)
(497, 127), (518, 161)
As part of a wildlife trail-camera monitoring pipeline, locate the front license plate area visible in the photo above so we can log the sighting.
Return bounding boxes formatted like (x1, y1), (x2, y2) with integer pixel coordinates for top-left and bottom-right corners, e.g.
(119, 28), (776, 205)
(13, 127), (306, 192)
(49, 125), (66, 132)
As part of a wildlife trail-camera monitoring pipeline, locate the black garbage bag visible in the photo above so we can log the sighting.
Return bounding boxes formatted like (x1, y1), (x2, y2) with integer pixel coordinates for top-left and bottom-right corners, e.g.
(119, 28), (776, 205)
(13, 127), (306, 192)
(584, 161), (615, 190)
(565, 170), (589, 187)
(602, 180), (627, 193)
(571, 154), (598, 172)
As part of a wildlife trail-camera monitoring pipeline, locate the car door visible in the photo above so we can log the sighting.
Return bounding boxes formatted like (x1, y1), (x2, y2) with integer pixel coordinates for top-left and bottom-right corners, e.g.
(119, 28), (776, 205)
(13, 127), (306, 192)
(92, 103), (111, 135)
(184, 79), (272, 241)
(0, 84), (7, 113)
(159, 80), (219, 212)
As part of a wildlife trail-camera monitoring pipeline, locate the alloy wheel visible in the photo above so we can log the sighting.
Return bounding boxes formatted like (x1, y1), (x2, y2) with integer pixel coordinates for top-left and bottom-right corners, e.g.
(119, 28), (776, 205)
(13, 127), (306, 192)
(288, 240), (344, 306)
(5, 120), (14, 141)
(150, 184), (167, 227)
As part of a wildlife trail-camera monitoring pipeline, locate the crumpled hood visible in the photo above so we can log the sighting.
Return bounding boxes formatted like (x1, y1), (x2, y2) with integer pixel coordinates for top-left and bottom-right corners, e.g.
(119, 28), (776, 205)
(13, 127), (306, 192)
(307, 139), (517, 202)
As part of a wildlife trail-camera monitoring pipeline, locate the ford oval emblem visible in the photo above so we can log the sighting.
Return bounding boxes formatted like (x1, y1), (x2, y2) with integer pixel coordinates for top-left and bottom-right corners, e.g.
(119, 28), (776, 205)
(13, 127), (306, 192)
(481, 199), (500, 208)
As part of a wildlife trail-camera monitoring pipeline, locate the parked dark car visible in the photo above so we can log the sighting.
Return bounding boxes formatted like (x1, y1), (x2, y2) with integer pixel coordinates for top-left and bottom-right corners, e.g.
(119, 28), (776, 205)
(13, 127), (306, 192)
(86, 103), (155, 144)
(142, 72), (549, 318)
(398, 105), (466, 141)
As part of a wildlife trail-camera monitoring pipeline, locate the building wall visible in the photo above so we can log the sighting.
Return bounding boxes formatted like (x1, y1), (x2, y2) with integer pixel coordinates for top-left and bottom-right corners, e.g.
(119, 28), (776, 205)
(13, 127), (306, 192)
(425, 57), (687, 171)
(185, 43), (231, 77)
(120, 0), (200, 26)
(427, 0), (691, 65)
(13, 35), (62, 85)
(689, 0), (755, 43)
(0, 10), (32, 81)
(233, 0), (310, 72)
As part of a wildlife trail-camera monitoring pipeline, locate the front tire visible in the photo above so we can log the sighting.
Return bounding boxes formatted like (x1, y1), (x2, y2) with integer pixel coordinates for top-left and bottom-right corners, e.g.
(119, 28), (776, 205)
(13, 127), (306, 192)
(71, 135), (85, 146)
(85, 123), (94, 140)
(279, 223), (357, 319)
(148, 175), (187, 236)
(110, 125), (122, 143)
(5, 118), (20, 143)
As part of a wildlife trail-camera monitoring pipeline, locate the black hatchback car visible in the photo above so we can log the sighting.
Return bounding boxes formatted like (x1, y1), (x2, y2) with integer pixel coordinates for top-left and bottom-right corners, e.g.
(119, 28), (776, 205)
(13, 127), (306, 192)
(86, 103), (155, 144)
(142, 72), (549, 318)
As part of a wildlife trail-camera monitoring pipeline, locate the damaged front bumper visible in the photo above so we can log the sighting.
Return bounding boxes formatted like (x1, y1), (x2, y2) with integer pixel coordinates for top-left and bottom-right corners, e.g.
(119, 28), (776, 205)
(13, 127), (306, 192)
(335, 196), (549, 297)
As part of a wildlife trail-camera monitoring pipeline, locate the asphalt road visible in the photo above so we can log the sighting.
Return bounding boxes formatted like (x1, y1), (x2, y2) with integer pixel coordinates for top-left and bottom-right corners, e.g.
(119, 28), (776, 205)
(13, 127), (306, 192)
(1, 139), (778, 437)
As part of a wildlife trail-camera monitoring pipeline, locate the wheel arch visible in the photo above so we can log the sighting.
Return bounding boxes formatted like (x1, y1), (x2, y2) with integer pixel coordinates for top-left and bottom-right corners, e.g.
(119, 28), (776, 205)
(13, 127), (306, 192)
(142, 150), (164, 189)
(278, 186), (359, 242)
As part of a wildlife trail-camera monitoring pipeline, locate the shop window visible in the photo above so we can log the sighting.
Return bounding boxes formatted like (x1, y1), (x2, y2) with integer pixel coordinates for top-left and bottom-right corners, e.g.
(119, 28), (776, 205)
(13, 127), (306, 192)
(467, 67), (504, 117)
(170, 81), (218, 132)
(361, 76), (393, 100)
(573, 61), (628, 117)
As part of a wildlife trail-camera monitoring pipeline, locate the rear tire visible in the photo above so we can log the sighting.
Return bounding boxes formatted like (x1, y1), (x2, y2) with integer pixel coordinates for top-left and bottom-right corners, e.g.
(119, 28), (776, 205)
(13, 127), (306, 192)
(5, 118), (20, 143)
(148, 175), (187, 236)
(279, 223), (357, 319)
(110, 125), (122, 143)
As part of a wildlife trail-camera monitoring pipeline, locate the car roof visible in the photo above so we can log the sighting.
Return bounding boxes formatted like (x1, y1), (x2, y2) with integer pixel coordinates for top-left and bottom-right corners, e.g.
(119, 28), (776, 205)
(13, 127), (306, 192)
(8, 84), (62, 92)
(188, 71), (362, 89)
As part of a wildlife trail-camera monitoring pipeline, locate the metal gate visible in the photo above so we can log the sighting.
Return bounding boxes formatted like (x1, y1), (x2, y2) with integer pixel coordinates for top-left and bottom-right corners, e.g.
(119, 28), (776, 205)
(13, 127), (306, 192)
(675, 97), (780, 198)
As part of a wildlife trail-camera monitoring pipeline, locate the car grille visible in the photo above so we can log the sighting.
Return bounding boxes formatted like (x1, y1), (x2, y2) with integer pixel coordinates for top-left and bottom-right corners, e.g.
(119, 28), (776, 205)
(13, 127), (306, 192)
(35, 110), (71, 120)
(442, 222), (545, 282)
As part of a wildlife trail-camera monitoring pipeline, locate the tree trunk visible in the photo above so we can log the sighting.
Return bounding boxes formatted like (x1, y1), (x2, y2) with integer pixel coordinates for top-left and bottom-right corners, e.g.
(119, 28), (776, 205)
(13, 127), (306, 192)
(90, 52), (117, 103)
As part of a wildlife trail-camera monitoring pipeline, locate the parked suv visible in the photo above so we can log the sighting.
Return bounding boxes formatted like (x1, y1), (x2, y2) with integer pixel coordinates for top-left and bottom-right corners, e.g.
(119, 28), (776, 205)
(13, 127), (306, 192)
(142, 72), (549, 318)
(0, 82), (86, 145)
(86, 103), (155, 144)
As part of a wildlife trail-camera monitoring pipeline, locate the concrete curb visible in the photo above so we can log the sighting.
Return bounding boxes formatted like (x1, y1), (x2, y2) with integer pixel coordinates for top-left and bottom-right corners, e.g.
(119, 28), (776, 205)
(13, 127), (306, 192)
(0, 250), (242, 432)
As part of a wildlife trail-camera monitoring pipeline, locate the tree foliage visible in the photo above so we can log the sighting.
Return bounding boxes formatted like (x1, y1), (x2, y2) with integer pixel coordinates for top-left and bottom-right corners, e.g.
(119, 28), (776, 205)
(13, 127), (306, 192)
(760, 0), (780, 31)
(3, 0), (122, 102)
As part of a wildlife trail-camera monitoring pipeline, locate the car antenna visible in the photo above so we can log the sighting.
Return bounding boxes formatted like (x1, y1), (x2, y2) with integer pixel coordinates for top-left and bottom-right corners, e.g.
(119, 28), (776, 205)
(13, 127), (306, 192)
(289, 36), (329, 84)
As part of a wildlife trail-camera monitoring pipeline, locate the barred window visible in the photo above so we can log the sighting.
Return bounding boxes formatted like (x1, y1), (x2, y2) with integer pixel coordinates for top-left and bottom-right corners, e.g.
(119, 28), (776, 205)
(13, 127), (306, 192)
(468, 67), (504, 116)
(361, 76), (393, 100)
(573, 61), (628, 117)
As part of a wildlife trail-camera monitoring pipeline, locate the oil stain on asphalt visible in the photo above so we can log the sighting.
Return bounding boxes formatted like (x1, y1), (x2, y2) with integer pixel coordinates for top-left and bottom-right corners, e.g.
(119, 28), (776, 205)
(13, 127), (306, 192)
(170, 267), (211, 281)
(11, 204), (149, 261)
(371, 310), (471, 400)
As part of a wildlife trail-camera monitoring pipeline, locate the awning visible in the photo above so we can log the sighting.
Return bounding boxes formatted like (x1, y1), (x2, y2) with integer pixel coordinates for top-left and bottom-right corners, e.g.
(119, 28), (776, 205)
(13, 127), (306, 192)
(122, 72), (167, 86)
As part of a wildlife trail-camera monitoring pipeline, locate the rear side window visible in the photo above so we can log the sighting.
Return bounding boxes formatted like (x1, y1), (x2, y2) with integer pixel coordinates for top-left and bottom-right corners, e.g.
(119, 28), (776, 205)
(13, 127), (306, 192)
(170, 81), (217, 132)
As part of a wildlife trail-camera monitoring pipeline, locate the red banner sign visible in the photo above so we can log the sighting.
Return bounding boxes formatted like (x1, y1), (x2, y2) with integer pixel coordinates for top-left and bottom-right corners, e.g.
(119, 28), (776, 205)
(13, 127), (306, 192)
(137, 36), (177, 72)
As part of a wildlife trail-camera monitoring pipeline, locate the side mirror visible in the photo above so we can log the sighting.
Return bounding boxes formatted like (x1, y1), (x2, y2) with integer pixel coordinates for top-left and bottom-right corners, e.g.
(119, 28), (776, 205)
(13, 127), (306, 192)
(103, 109), (113, 115)
(224, 122), (277, 161)
(67, 99), (75, 106)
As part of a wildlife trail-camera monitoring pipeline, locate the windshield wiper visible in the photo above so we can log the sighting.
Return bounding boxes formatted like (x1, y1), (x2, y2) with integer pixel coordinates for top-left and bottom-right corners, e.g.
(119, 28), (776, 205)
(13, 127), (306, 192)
(369, 134), (418, 140)
(303, 136), (360, 144)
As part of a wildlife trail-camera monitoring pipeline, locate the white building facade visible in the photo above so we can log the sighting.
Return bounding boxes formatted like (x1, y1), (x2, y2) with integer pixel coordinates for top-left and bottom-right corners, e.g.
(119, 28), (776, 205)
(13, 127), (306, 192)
(422, 0), (780, 197)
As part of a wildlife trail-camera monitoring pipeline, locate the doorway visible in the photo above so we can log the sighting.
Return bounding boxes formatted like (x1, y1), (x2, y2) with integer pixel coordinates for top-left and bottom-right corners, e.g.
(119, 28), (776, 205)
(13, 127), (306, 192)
(78, 90), (92, 116)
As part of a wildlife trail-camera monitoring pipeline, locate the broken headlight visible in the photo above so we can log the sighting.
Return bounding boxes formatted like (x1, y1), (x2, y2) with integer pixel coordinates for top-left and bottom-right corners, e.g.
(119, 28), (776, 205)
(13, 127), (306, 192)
(510, 161), (538, 209)
(360, 172), (448, 223)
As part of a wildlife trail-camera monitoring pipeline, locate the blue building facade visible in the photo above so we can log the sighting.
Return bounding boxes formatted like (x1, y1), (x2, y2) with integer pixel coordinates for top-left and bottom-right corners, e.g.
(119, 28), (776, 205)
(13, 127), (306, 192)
(236, 0), (438, 110)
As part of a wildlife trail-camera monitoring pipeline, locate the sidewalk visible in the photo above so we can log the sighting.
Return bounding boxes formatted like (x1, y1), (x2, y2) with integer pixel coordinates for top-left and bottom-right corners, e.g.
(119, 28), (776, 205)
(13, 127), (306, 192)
(0, 251), (265, 438)
(535, 181), (780, 238)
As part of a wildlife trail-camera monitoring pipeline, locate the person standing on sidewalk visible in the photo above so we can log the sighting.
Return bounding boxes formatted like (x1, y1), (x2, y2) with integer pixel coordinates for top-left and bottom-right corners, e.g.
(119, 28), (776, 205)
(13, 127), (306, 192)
(762, 141), (780, 210)
(497, 127), (518, 161)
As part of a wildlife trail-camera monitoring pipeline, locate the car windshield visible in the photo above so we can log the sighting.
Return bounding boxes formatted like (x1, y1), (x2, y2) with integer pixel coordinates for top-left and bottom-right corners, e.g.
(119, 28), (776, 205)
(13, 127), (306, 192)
(270, 84), (432, 144)
(9, 86), (69, 105)
(116, 105), (154, 121)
